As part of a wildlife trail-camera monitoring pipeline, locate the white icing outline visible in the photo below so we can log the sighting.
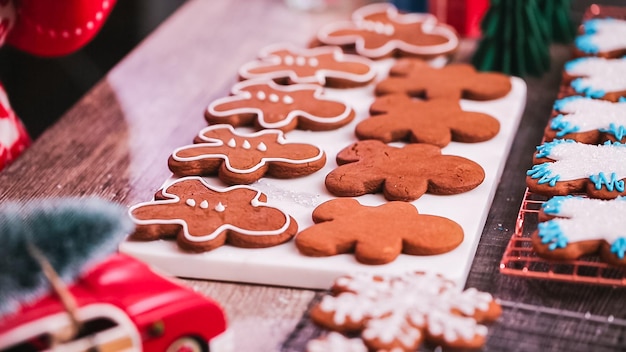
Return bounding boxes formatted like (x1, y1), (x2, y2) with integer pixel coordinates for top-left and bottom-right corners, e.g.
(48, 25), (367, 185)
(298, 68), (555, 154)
(316, 3), (458, 58)
(128, 176), (292, 242)
(171, 124), (325, 174)
(238, 43), (376, 85)
(206, 79), (353, 129)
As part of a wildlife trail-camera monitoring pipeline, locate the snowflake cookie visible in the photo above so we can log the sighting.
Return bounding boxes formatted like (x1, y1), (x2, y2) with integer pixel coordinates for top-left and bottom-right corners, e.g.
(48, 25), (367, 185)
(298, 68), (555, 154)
(306, 332), (367, 352)
(375, 58), (512, 101)
(128, 176), (297, 252)
(532, 195), (626, 266)
(315, 3), (459, 59)
(356, 94), (500, 147)
(205, 78), (355, 132)
(563, 57), (626, 102)
(325, 140), (485, 201)
(545, 96), (626, 143)
(295, 198), (463, 264)
(168, 124), (326, 184)
(238, 43), (376, 88)
(575, 18), (626, 58)
(309, 272), (501, 351)
(526, 139), (626, 199)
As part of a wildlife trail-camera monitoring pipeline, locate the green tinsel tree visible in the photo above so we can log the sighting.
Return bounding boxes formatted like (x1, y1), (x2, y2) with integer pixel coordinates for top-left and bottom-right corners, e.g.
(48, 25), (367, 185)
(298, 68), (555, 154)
(537, 0), (576, 44)
(472, 0), (551, 77)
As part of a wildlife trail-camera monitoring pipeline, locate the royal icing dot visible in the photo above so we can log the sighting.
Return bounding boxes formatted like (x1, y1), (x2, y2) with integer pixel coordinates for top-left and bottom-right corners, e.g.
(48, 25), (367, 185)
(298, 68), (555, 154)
(186, 199), (196, 207)
(282, 95), (294, 104)
(215, 202), (226, 212)
(200, 200), (209, 209)
(308, 57), (319, 67)
(296, 56), (306, 66)
(242, 140), (251, 149)
(269, 93), (279, 102)
(256, 91), (266, 100)
(227, 138), (237, 148)
(257, 142), (267, 152)
(284, 55), (294, 65)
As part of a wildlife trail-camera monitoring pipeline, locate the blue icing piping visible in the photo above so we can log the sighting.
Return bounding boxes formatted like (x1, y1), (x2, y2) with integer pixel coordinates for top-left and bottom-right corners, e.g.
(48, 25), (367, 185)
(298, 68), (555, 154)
(538, 221), (569, 250)
(553, 96), (586, 111)
(611, 238), (626, 260)
(564, 57), (590, 72)
(534, 139), (575, 158)
(541, 195), (575, 215)
(571, 78), (606, 98)
(603, 140), (626, 147)
(619, 97), (626, 103)
(527, 164), (560, 186)
(589, 172), (625, 192)
(550, 114), (580, 137)
(599, 123), (626, 140)
(575, 35), (599, 54)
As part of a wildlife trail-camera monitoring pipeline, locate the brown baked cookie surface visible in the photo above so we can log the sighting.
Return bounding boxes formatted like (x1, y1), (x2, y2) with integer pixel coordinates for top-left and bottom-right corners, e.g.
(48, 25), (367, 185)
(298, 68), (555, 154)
(375, 58), (512, 101)
(205, 78), (355, 132)
(238, 43), (376, 88)
(325, 140), (485, 201)
(309, 272), (501, 351)
(128, 176), (297, 252)
(531, 195), (626, 267)
(168, 124), (326, 184)
(315, 3), (458, 59)
(295, 198), (463, 264)
(356, 94), (500, 147)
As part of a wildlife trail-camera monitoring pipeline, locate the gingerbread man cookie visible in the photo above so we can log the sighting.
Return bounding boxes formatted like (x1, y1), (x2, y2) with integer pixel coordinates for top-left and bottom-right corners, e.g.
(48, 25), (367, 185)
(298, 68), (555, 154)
(309, 272), (501, 351)
(315, 3), (458, 59)
(169, 124), (326, 184)
(206, 78), (355, 132)
(128, 176), (297, 252)
(375, 58), (512, 101)
(238, 43), (376, 88)
(545, 96), (626, 144)
(532, 195), (626, 266)
(295, 198), (463, 264)
(575, 18), (626, 58)
(356, 94), (500, 147)
(563, 57), (626, 102)
(526, 139), (626, 199)
(325, 140), (485, 201)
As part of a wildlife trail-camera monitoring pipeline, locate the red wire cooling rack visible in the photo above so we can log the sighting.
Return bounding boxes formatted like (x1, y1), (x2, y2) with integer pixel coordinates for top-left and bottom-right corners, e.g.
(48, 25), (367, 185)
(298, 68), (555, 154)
(499, 189), (626, 286)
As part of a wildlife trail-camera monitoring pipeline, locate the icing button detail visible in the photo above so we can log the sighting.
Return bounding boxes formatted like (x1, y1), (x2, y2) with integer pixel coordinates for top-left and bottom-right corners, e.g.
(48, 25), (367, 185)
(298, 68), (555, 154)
(186, 199), (196, 207)
(200, 200), (209, 209)
(269, 93), (280, 102)
(242, 140), (251, 149)
(215, 202), (226, 212)
(257, 142), (268, 152)
(227, 138), (237, 148)
(282, 95), (294, 104)
(256, 91), (266, 100)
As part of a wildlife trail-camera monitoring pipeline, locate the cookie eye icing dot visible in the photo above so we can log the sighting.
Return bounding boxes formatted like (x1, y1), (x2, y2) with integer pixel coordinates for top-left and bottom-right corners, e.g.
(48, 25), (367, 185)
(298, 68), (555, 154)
(200, 200), (209, 209)
(538, 221), (569, 250)
(227, 138), (237, 148)
(186, 199), (196, 207)
(214, 202), (226, 212)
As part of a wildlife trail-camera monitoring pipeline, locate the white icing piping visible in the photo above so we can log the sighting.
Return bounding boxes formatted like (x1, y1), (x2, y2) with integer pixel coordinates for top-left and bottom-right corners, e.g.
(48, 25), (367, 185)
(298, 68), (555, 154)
(128, 176), (292, 242)
(171, 124), (325, 174)
(206, 79), (353, 130)
(237, 43), (376, 86)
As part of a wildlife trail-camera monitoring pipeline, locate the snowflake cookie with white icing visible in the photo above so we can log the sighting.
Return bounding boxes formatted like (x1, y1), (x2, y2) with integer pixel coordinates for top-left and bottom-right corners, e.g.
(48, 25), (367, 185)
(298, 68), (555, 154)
(238, 43), (376, 88)
(563, 57), (626, 102)
(205, 78), (355, 132)
(128, 176), (297, 252)
(545, 96), (626, 143)
(168, 124), (326, 185)
(532, 195), (626, 266)
(309, 272), (501, 351)
(526, 139), (626, 199)
(315, 3), (458, 59)
(575, 18), (626, 58)
(306, 332), (367, 352)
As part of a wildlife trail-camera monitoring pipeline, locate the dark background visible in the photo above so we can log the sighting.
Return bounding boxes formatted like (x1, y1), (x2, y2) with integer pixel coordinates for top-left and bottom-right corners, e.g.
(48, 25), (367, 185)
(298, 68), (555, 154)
(0, 1), (186, 139)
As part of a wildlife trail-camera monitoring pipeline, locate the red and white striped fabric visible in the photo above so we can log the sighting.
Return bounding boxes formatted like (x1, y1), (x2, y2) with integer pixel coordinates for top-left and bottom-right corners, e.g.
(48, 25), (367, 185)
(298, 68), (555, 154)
(0, 83), (30, 171)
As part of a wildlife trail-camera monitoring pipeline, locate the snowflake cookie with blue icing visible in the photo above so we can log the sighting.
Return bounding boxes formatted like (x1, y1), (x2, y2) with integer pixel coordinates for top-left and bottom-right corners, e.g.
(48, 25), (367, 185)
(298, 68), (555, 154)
(309, 271), (501, 351)
(526, 139), (626, 199)
(575, 18), (626, 58)
(532, 195), (626, 266)
(129, 176), (297, 252)
(168, 124), (326, 185)
(563, 57), (626, 102)
(545, 96), (626, 143)
(205, 78), (354, 132)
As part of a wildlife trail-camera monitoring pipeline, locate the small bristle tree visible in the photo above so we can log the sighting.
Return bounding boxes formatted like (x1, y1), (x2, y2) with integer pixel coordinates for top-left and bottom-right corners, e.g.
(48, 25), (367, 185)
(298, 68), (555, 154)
(0, 197), (133, 316)
(537, 0), (576, 44)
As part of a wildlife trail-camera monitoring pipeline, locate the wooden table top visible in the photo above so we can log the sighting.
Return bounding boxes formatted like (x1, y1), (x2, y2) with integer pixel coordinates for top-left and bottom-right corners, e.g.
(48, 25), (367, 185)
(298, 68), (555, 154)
(2, 0), (626, 351)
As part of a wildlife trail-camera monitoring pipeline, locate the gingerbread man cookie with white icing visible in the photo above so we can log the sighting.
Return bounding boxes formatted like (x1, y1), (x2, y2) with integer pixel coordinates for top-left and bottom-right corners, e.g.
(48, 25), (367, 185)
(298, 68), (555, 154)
(206, 79), (355, 132)
(128, 176), (297, 252)
(239, 43), (376, 88)
(169, 124), (326, 184)
(315, 3), (458, 59)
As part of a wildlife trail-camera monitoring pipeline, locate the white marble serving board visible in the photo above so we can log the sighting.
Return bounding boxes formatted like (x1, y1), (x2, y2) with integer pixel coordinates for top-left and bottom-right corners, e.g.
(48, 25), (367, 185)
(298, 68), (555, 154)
(120, 59), (527, 289)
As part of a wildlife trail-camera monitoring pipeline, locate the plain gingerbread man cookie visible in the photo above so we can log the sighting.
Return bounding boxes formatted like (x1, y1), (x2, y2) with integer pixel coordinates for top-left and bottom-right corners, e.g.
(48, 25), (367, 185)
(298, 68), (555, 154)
(325, 140), (485, 201)
(356, 94), (500, 147)
(295, 198), (463, 264)
(375, 58), (512, 101)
